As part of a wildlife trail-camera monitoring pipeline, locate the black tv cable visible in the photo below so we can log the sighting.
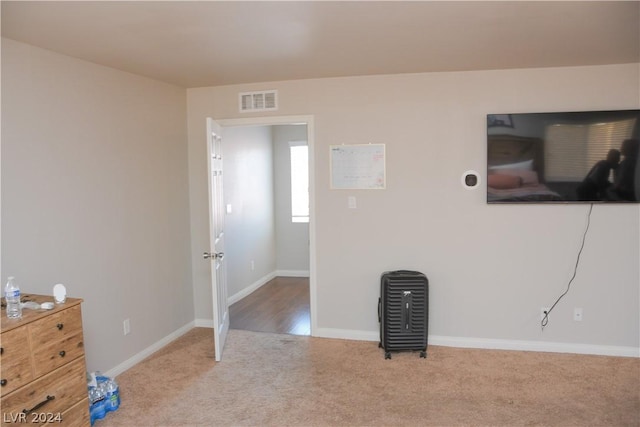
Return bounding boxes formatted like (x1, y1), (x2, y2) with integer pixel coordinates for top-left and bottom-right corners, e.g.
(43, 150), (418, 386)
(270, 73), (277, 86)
(541, 203), (594, 330)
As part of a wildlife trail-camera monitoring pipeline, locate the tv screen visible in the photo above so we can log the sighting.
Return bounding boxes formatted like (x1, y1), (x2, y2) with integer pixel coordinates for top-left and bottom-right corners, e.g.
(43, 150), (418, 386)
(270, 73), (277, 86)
(487, 110), (640, 203)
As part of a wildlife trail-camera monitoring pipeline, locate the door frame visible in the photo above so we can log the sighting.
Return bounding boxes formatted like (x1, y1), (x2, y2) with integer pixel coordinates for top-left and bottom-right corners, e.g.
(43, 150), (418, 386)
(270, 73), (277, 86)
(217, 115), (317, 336)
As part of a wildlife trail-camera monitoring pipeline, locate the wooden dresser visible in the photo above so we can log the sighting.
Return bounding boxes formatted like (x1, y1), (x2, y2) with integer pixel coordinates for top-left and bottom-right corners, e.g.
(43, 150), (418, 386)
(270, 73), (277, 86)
(1, 294), (90, 426)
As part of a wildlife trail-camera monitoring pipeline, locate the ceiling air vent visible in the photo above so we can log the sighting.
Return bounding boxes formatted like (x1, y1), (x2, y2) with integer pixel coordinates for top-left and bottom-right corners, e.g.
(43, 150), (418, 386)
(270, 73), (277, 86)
(239, 90), (278, 112)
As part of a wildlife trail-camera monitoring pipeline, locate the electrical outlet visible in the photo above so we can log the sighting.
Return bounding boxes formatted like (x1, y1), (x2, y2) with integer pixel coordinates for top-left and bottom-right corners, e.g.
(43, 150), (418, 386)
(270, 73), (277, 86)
(123, 318), (131, 336)
(574, 308), (583, 321)
(540, 307), (550, 321)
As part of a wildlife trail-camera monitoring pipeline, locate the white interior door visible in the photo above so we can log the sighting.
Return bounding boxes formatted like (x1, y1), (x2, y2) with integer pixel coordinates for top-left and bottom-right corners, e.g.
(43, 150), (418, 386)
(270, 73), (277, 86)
(205, 117), (229, 361)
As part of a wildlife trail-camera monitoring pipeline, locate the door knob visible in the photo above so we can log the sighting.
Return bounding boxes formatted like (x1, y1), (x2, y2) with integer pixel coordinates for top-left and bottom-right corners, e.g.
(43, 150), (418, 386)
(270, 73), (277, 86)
(203, 252), (224, 260)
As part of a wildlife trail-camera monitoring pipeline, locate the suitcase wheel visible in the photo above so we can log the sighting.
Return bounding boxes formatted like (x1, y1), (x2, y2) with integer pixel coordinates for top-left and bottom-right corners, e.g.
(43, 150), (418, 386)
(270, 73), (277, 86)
(420, 350), (427, 358)
(385, 351), (391, 360)
(378, 342), (382, 348)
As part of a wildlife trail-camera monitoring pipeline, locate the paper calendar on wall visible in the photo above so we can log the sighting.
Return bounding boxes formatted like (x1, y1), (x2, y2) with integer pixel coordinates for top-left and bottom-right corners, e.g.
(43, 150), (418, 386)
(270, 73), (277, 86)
(330, 144), (386, 189)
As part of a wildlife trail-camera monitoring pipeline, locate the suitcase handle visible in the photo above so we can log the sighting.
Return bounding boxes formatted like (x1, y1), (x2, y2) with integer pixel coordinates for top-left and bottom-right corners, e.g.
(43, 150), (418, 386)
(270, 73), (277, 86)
(391, 270), (422, 276)
(378, 298), (381, 322)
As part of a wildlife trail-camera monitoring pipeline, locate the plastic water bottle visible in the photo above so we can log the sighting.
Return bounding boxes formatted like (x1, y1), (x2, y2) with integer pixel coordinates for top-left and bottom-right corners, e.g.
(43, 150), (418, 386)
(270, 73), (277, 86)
(104, 378), (120, 412)
(88, 385), (106, 425)
(4, 277), (22, 319)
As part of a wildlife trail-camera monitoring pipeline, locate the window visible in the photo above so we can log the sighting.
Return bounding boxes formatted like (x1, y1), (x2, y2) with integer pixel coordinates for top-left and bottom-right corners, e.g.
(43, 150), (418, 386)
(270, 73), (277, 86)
(290, 143), (309, 223)
(545, 118), (636, 181)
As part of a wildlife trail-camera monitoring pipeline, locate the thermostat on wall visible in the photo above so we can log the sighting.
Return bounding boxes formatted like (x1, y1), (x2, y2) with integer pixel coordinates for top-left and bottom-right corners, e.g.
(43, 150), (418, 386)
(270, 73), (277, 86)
(461, 170), (481, 190)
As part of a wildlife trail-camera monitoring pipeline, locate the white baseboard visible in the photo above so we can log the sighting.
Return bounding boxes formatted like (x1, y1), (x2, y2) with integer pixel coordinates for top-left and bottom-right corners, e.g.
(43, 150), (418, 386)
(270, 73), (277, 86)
(104, 321), (195, 378)
(313, 328), (639, 358)
(276, 269), (310, 277)
(195, 318), (214, 328)
(314, 327), (379, 342)
(227, 271), (277, 305)
(428, 335), (639, 358)
(226, 270), (309, 306)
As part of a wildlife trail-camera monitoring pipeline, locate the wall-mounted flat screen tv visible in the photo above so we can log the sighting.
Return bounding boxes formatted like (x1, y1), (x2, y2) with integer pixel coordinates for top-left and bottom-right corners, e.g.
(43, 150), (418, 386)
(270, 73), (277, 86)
(487, 110), (640, 204)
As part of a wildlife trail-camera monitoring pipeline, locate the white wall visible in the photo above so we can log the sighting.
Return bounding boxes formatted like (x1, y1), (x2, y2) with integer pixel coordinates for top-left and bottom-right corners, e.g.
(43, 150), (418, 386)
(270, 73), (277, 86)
(222, 125), (277, 300)
(188, 64), (640, 354)
(273, 125), (310, 275)
(1, 38), (192, 372)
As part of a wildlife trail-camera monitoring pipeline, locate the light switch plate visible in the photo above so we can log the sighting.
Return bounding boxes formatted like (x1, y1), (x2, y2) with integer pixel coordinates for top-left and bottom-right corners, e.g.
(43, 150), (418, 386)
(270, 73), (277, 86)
(348, 196), (357, 209)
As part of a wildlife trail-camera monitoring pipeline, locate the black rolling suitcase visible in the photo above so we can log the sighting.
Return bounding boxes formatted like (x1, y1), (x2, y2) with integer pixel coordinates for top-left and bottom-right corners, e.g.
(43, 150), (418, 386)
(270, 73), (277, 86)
(378, 270), (429, 359)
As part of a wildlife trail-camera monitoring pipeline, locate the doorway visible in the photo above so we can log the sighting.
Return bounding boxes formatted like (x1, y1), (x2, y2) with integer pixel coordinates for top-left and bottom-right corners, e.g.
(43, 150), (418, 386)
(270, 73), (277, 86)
(217, 115), (316, 337)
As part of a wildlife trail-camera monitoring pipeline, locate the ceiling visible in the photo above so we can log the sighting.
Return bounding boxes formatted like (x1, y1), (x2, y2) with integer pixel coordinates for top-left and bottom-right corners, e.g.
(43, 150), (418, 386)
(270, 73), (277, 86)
(2, 1), (639, 88)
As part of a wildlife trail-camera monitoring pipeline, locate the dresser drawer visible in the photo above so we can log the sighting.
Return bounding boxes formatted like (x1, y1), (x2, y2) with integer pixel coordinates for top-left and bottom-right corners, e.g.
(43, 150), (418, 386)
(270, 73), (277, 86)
(31, 330), (85, 378)
(30, 397), (91, 427)
(29, 305), (85, 377)
(29, 305), (83, 347)
(1, 357), (87, 423)
(51, 397), (90, 427)
(1, 327), (34, 395)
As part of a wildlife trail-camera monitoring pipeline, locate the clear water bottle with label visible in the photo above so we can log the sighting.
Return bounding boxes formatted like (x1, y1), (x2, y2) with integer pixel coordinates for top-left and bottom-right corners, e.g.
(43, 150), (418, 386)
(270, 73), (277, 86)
(88, 385), (106, 425)
(105, 378), (120, 412)
(4, 276), (22, 319)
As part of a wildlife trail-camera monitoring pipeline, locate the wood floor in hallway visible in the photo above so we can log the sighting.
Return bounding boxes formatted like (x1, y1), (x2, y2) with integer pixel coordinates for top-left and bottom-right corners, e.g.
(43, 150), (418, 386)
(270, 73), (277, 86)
(229, 276), (310, 336)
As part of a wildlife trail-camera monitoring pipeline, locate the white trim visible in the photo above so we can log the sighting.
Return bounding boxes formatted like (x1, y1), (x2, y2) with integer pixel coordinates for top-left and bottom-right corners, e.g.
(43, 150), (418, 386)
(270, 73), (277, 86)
(195, 318), (214, 328)
(313, 328), (639, 358)
(314, 327), (379, 342)
(276, 269), (310, 278)
(429, 335), (640, 358)
(227, 271), (277, 305)
(104, 321), (196, 378)
(217, 115), (311, 128)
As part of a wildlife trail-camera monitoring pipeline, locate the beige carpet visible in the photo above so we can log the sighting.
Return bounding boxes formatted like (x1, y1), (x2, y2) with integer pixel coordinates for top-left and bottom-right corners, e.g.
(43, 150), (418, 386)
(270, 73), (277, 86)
(97, 328), (639, 427)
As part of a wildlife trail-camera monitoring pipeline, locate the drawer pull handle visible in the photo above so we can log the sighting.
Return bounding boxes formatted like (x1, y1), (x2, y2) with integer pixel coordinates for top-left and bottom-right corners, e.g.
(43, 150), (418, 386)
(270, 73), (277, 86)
(59, 350), (66, 357)
(22, 395), (55, 415)
(57, 323), (64, 330)
(1, 379), (7, 386)
(0, 347), (3, 355)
